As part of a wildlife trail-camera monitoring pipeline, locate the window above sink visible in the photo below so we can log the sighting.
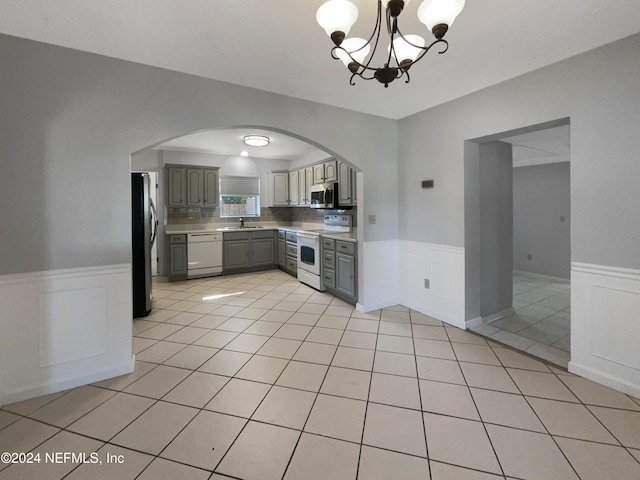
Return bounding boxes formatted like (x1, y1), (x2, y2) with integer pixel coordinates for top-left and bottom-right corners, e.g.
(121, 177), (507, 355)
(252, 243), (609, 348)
(220, 176), (260, 218)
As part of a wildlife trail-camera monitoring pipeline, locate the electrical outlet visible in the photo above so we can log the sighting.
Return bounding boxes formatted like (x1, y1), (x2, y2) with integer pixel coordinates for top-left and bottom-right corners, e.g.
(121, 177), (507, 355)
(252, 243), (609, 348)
(527, 254), (532, 261)
(424, 278), (430, 289)
(368, 215), (376, 225)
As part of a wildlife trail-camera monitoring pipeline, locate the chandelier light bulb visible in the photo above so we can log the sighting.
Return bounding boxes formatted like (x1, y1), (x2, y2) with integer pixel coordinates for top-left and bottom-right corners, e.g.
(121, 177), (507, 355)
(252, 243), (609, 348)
(316, 0), (359, 45)
(391, 34), (426, 64)
(336, 38), (371, 68)
(418, 0), (465, 34)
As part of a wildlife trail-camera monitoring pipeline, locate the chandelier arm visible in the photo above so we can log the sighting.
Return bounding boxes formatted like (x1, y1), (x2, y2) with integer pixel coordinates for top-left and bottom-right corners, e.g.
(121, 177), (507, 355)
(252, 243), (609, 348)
(385, 14), (399, 68)
(360, 0), (384, 72)
(410, 38), (449, 65)
(395, 27), (449, 53)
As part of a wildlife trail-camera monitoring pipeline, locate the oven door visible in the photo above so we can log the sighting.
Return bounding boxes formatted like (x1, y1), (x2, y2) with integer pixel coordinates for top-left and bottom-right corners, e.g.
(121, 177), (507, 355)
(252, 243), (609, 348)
(296, 233), (320, 275)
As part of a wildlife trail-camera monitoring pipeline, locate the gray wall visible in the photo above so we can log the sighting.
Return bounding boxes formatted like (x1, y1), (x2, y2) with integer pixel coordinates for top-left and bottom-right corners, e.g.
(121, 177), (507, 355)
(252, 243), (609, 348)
(0, 34), (398, 276)
(398, 33), (640, 272)
(480, 142), (513, 318)
(513, 162), (571, 279)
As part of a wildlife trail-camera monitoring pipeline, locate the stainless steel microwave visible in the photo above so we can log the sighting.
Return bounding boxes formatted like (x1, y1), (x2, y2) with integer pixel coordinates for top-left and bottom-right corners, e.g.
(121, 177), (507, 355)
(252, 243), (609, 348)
(309, 182), (338, 209)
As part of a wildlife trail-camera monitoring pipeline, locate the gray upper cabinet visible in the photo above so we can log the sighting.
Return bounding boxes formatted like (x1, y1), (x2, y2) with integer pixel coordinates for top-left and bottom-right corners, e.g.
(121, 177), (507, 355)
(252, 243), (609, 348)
(324, 160), (338, 183)
(292, 168), (312, 206)
(312, 164), (325, 185)
(167, 165), (218, 208)
(338, 161), (355, 206)
(312, 160), (338, 185)
(272, 172), (290, 206)
(298, 169), (308, 205)
(203, 169), (219, 207)
(186, 168), (204, 206)
(167, 166), (186, 206)
(305, 167), (313, 204)
(289, 171), (300, 206)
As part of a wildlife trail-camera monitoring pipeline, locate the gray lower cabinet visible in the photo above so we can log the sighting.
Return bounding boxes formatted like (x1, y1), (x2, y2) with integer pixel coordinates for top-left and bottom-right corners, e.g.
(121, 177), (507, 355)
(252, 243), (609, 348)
(223, 235), (251, 271)
(322, 238), (357, 304)
(252, 236), (276, 266)
(278, 230), (298, 276)
(335, 252), (356, 299)
(223, 230), (276, 272)
(277, 232), (286, 268)
(167, 234), (187, 281)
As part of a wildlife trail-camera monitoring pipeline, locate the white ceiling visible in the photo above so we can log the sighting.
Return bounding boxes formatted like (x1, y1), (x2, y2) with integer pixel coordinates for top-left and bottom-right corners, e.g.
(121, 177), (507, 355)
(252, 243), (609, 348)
(156, 128), (329, 162)
(2, 0), (640, 120)
(502, 125), (570, 168)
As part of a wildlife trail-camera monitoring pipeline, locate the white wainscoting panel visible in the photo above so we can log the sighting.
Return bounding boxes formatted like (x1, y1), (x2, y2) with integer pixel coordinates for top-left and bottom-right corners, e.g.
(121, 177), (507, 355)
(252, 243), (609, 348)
(360, 240), (466, 328)
(359, 241), (400, 312)
(0, 264), (134, 406)
(570, 262), (640, 398)
(398, 241), (466, 329)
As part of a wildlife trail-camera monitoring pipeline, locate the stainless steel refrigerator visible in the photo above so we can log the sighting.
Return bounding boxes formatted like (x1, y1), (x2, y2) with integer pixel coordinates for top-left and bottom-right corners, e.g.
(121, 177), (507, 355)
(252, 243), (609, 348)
(131, 172), (157, 317)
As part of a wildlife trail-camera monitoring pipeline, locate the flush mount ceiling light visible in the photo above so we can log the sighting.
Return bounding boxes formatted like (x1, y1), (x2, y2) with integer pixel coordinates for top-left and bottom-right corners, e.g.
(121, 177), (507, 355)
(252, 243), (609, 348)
(316, 0), (465, 87)
(243, 135), (270, 147)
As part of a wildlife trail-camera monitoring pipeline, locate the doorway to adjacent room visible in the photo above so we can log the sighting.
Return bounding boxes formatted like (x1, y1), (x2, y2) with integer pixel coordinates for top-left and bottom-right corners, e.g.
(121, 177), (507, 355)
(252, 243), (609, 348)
(465, 119), (571, 367)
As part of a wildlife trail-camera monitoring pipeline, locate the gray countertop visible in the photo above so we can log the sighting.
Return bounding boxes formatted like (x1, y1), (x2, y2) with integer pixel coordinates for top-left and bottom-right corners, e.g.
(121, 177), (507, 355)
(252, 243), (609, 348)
(165, 224), (357, 242)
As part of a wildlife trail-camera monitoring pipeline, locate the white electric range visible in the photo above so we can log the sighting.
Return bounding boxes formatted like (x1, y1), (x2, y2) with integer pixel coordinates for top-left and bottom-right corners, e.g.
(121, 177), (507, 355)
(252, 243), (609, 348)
(296, 215), (352, 290)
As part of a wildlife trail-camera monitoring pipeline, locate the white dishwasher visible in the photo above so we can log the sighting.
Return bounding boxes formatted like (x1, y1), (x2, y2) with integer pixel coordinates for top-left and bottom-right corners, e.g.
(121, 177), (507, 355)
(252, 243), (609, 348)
(187, 232), (223, 279)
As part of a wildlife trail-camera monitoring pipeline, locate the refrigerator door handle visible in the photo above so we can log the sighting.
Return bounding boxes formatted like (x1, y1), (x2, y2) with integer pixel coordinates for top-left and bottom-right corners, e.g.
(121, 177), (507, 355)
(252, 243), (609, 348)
(150, 197), (158, 248)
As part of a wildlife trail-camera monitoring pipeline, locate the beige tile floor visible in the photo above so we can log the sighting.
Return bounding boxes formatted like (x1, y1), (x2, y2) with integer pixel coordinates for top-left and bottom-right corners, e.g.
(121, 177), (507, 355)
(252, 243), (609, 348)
(2, 270), (640, 479)
(472, 272), (571, 367)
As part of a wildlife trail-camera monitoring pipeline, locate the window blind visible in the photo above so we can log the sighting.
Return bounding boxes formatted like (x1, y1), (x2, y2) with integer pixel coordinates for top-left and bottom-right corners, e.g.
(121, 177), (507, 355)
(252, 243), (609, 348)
(219, 176), (260, 195)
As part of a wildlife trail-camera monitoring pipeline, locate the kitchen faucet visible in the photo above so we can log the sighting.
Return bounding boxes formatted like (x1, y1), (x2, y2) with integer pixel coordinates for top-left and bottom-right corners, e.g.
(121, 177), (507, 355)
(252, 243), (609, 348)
(239, 217), (245, 228)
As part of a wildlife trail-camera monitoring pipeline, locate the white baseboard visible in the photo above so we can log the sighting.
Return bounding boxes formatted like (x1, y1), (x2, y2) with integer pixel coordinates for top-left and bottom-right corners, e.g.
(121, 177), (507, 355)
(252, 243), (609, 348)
(465, 316), (485, 329)
(482, 307), (515, 324)
(513, 269), (570, 283)
(569, 361), (640, 399)
(0, 264), (133, 407)
(0, 356), (135, 407)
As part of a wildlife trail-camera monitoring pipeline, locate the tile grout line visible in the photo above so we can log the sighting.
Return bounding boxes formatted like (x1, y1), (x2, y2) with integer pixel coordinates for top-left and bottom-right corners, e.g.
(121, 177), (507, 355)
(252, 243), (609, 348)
(444, 326), (507, 478)
(353, 306), (382, 480)
(410, 310), (434, 480)
(499, 361), (583, 479)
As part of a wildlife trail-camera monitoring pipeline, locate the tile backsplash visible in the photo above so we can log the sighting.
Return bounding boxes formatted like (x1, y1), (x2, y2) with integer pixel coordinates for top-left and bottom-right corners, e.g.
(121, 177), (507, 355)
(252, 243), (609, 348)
(167, 206), (356, 227)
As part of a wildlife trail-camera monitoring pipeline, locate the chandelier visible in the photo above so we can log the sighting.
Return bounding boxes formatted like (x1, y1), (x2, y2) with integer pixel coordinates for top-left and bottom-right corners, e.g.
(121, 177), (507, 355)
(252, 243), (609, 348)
(316, 0), (465, 87)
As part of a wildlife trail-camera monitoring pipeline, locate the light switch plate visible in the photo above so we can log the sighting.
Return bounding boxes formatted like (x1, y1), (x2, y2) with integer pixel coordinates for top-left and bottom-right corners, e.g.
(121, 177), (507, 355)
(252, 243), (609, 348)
(368, 215), (376, 225)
